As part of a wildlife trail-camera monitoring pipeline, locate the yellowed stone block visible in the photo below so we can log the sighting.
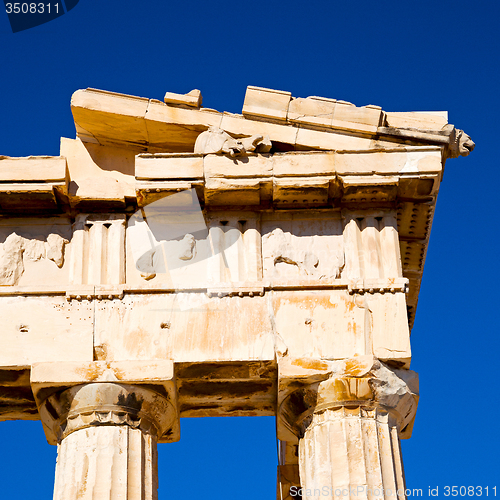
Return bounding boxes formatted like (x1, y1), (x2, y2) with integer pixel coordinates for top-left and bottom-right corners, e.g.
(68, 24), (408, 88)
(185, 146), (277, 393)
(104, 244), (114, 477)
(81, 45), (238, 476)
(93, 293), (275, 363)
(0, 296), (93, 368)
(136, 153), (204, 180)
(333, 102), (382, 127)
(205, 177), (262, 205)
(164, 89), (202, 108)
(367, 292), (411, 367)
(144, 103), (222, 152)
(204, 153), (273, 178)
(336, 149), (442, 175)
(71, 88), (150, 147)
(273, 151), (335, 177)
(272, 290), (368, 360)
(0, 156), (67, 182)
(287, 97), (336, 127)
(242, 86), (292, 121)
(295, 127), (376, 150)
(385, 111), (448, 129)
(0, 156), (68, 209)
(30, 359), (175, 391)
(61, 138), (135, 205)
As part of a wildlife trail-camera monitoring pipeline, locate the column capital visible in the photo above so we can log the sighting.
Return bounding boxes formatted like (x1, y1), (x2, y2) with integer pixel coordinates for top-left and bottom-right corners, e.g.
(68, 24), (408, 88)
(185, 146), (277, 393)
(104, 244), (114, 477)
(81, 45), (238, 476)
(30, 360), (179, 445)
(277, 355), (418, 442)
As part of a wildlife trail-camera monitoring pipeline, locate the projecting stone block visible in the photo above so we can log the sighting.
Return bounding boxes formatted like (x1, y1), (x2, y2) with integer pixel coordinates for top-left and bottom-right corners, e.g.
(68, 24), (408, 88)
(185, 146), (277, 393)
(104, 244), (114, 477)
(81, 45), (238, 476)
(272, 151), (335, 177)
(295, 126), (378, 150)
(242, 86), (292, 121)
(385, 111), (448, 129)
(336, 149), (443, 176)
(204, 153), (273, 178)
(164, 89), (202, 108)
(136, 153), (204, 180)
(333, 101), (383, 128)
(204, 177), (262, 205)
(287, 97), (336, 127)
(0, 156), (68, 210)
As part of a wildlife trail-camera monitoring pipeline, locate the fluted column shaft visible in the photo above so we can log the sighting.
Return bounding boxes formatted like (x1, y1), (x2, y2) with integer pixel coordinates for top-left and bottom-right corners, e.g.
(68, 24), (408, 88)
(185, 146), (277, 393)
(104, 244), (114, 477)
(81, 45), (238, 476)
(299, 407), (405, 500)
(278, 356), (418, 500)
(36, 382), (176, 500)
(54, 425), (158, 500)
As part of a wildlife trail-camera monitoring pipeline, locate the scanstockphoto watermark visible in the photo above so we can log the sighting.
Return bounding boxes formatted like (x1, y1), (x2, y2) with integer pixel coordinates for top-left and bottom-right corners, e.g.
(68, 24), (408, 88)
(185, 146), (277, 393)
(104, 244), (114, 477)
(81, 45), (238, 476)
(289, 486), (424, 498)
(3, 0), (79, 32)
(289, 486), (498, 498)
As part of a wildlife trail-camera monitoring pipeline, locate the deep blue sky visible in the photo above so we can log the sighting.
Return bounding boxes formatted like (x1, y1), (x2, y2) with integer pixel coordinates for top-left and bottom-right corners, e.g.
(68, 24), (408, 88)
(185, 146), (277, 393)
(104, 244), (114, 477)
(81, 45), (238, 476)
(1, 1), (499, 498)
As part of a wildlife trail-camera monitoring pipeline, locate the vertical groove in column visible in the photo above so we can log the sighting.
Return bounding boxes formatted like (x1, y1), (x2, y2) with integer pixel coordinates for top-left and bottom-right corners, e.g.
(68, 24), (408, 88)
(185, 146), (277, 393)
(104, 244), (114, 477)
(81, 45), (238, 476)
(389, 424), (406, 500)
(325, 419), (334, 498)
(69, 222), (85, 284)
(224, 226), (242, 281)
(107, 219), (126, 284)
(299, 408), (405, 500)
(339, 409), (351, 493)
(208, 225), (224, 283)
(88, 222), (105, 285)
(376, 412), (398, 496)
(127, 427), (141, 500)
(379, 215), (402, 278)
(243, 219), (262, 281)
(342, 217), (363, 279)
(360, 217), (382, 279)
(362, 411), (383, 493)
(109, 426), (126, 500)
(345, 409), (367, 488)
(151, 435), (158, 500)
(53, 426), (157, 500)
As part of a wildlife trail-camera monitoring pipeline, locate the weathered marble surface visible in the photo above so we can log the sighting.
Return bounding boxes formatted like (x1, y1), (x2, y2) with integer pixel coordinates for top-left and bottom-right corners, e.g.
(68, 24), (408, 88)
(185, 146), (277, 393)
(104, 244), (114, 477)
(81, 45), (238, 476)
(0, 85), (474, 500)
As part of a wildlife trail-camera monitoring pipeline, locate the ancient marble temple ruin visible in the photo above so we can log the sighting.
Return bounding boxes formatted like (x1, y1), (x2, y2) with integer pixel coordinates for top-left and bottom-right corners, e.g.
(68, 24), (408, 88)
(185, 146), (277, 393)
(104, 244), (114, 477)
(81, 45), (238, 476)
(0, 86), (473, 499)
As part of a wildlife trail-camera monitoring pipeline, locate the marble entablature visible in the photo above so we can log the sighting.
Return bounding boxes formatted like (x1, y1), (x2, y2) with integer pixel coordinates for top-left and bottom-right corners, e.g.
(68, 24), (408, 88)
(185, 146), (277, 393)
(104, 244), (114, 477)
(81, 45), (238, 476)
(0, 86), (473, 500)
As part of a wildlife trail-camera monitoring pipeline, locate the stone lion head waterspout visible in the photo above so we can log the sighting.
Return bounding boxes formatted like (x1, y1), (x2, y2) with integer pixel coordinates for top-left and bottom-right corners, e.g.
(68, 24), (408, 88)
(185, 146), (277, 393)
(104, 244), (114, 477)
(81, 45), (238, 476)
(444, 125), (475, 158)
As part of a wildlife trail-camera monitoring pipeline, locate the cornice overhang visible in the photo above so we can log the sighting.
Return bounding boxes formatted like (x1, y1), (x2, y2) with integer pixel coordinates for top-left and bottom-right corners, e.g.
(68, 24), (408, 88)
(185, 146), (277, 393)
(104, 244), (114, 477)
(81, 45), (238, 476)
(70, 86), (474, 158)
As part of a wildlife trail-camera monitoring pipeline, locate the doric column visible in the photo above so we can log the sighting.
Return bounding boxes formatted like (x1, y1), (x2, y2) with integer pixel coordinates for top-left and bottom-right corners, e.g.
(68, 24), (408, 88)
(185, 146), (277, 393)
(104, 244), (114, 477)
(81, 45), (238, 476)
(278, 356), (418, 500)
(31, 361), (179, 500)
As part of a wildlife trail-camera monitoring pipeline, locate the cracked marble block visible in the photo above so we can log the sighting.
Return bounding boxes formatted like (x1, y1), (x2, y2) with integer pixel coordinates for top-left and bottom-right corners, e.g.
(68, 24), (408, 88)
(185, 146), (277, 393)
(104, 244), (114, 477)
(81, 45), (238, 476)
(0, 85), (473, 499)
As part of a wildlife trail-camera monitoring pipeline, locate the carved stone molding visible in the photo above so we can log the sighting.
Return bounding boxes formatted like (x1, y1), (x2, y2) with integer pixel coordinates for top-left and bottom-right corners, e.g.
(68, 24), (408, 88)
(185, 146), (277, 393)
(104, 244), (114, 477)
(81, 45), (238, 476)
(30, 360), (179, 444)
(38, 383), (176, 444)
